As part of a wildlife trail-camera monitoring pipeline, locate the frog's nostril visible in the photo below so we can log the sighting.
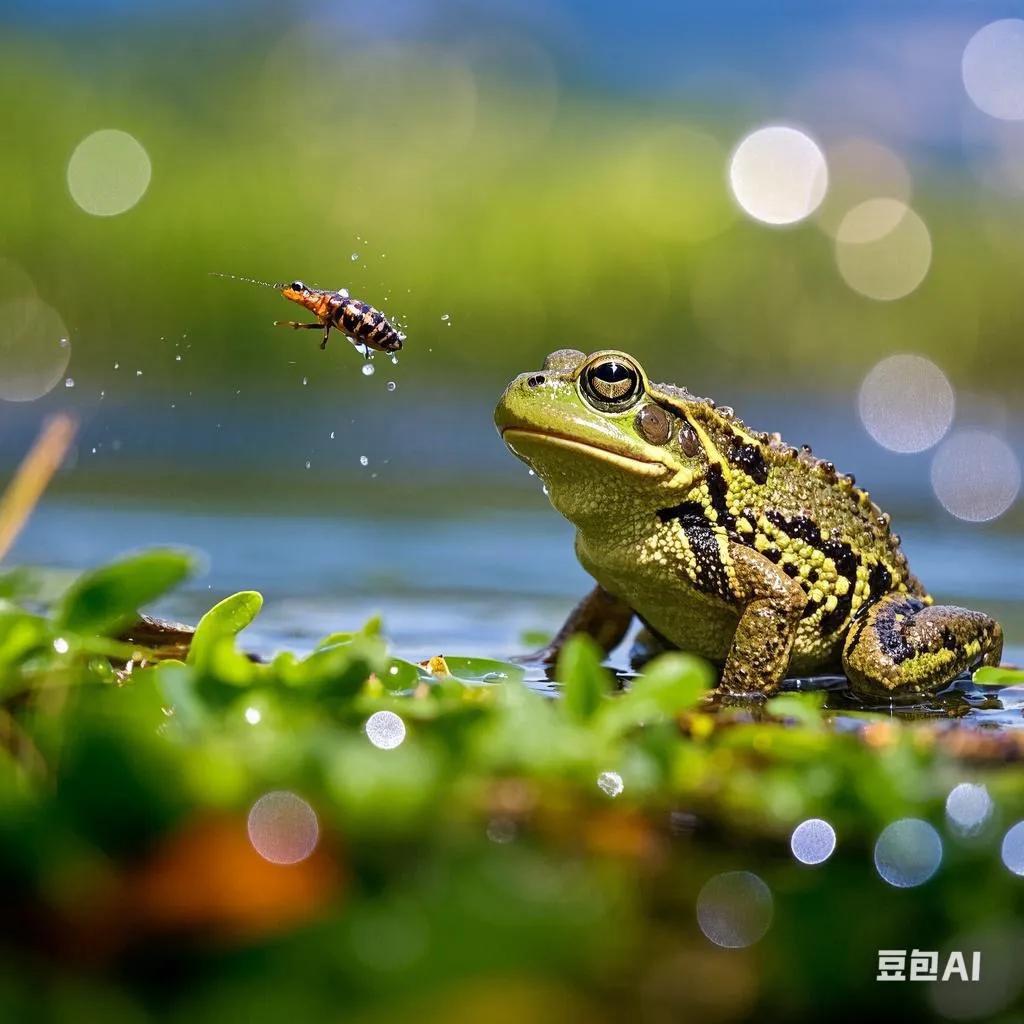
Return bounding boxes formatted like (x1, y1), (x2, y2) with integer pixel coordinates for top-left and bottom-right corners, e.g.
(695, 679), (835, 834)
(527, 374), (546, 388)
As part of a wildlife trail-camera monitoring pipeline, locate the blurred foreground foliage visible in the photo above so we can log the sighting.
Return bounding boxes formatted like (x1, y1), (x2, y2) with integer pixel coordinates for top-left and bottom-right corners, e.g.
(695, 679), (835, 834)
(0, 550), (1023, 1020)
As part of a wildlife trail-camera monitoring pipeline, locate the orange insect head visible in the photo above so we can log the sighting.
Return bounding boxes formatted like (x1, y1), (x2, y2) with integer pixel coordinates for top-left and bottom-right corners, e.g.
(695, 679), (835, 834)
(278, 279), (330, 318)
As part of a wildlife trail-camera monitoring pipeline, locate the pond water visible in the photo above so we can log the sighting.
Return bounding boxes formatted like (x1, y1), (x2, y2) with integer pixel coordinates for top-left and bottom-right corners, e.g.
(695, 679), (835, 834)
(4, 391), (1022, 728)
(10, 494), (1024, 729)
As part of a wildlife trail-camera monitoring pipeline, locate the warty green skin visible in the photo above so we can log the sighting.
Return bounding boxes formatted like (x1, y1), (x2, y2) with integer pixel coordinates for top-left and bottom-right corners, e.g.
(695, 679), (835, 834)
(495, 349), (1003, 701)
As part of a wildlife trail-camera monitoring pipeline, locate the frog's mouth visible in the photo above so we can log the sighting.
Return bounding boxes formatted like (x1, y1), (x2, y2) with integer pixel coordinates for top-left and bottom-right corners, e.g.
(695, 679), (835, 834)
(500, 427), (669, 478)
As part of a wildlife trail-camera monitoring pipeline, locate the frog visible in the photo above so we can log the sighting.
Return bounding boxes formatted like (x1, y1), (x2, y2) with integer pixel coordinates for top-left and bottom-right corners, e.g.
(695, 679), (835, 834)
(494, 349), (1004, 702)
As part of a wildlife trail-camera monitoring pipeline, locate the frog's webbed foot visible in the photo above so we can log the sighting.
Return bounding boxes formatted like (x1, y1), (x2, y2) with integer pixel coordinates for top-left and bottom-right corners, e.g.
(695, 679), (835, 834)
(842, 594), (1003, 702)
(512, 585), (634, 666)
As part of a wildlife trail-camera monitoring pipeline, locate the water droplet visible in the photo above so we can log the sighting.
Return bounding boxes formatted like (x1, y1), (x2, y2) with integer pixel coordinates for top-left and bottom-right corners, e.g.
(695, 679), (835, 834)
(351, 252), (360, 261)
(64, 377), (74, 388)
(441, 313), (450, 321)
(52, 637), (69, 654)
(302, 376), (308, 386)
(597, 771), (624, 797)
(386, 381), (396, 392)
(329, 430), (336, 439)
(244, 706), (261, 725)
(362, 363), (375, 376)
(305, 460), (311, 469)
(113, 362), (119, 369)
(528, 469), (535, 476)
(365, 710), (406, 749)
(135, 369), (142, 377)
(359, 455), (369, 466)
(390, 353), (399, 365)
(175, 354), (181, 362)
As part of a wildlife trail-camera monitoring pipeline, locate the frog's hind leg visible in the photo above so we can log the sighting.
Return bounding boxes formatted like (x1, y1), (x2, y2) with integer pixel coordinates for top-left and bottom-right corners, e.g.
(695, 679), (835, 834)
(842, 593), (1003, 701)
(513, 585), (634, 666)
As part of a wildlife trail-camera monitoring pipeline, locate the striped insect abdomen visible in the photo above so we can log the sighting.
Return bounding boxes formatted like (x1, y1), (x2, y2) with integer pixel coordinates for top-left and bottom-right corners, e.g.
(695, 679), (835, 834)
(332, 297), (403, 353)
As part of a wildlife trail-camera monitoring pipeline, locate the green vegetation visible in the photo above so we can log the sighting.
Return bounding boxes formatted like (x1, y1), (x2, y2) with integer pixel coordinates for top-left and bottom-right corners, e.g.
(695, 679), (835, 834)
(3, 25), (1023, 398)
(0, 551), (1022, 1020)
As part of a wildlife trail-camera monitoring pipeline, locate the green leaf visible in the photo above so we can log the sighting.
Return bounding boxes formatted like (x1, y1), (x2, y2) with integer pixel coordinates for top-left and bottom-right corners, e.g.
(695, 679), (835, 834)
(766, 692), (825, 729)
(384, 658), (421, 690)
(0, 610), (49, 670)
(151, 661), (206, 732)
(601, 653), (712, 734)
(187, 590), (262, 667)
(434, 656), (525, 686)
(280, 634), (388, 699)
(974, 665), (1024, 685)
(56, 550), (194, 637)
(557, 634), (611, 722)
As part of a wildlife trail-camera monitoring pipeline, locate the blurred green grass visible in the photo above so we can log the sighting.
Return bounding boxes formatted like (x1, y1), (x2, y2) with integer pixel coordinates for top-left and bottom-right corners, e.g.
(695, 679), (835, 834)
(3, 24), (1022, 398)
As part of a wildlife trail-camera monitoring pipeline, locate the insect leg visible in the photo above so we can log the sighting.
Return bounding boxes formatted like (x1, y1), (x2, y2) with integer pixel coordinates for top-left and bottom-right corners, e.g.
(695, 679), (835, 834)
(320, 322), (331, 350)
(273, 321), (322, 330)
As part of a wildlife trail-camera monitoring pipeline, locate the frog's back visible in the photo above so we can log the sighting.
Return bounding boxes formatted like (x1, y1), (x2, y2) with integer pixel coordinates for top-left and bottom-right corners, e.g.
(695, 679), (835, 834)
(651, 381), (926, 641)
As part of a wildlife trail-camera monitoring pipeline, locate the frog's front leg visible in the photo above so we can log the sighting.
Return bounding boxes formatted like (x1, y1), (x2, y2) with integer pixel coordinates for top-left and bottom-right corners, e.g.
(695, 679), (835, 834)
(843, 593), (1003, 701)
(719, 543), (808, 694)
(515, 584), (634, 665)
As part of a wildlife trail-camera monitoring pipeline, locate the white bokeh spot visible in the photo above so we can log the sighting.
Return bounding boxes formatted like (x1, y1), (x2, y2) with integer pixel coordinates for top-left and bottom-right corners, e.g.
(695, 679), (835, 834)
(67, 129), (152, 217)
(728, 126), (828, 225)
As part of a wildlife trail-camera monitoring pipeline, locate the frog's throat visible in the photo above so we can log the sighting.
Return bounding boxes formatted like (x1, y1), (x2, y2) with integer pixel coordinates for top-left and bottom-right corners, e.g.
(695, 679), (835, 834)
(501, 427), (692, 487)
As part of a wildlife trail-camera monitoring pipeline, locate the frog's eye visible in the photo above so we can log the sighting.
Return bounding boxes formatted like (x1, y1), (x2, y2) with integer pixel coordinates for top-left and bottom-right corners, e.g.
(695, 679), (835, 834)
(580, 356), (643, 411)
(289, 280), (306, 292)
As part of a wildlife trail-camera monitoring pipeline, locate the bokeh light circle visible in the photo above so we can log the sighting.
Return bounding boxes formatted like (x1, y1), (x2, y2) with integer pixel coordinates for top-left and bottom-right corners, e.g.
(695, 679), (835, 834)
(873, 818), (943, 888)
(962, 20), (1024, 121)
(836, 200), (931, 300)
(1001, 821), (1024, 874)
(247, 790), (319, 865)
(945, 783), (993, 837)
(0, 298), (72, 402)
(67, 129), (151, 216)
(816, 138), (912, 237)
(930, 430), (1020, 523)
(696, 870), (773, 948)
(365, 710), (406, 750)
(790, 818), (837, 865)
(728, 126), (828, 225)
(858, 354), (954, 453)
